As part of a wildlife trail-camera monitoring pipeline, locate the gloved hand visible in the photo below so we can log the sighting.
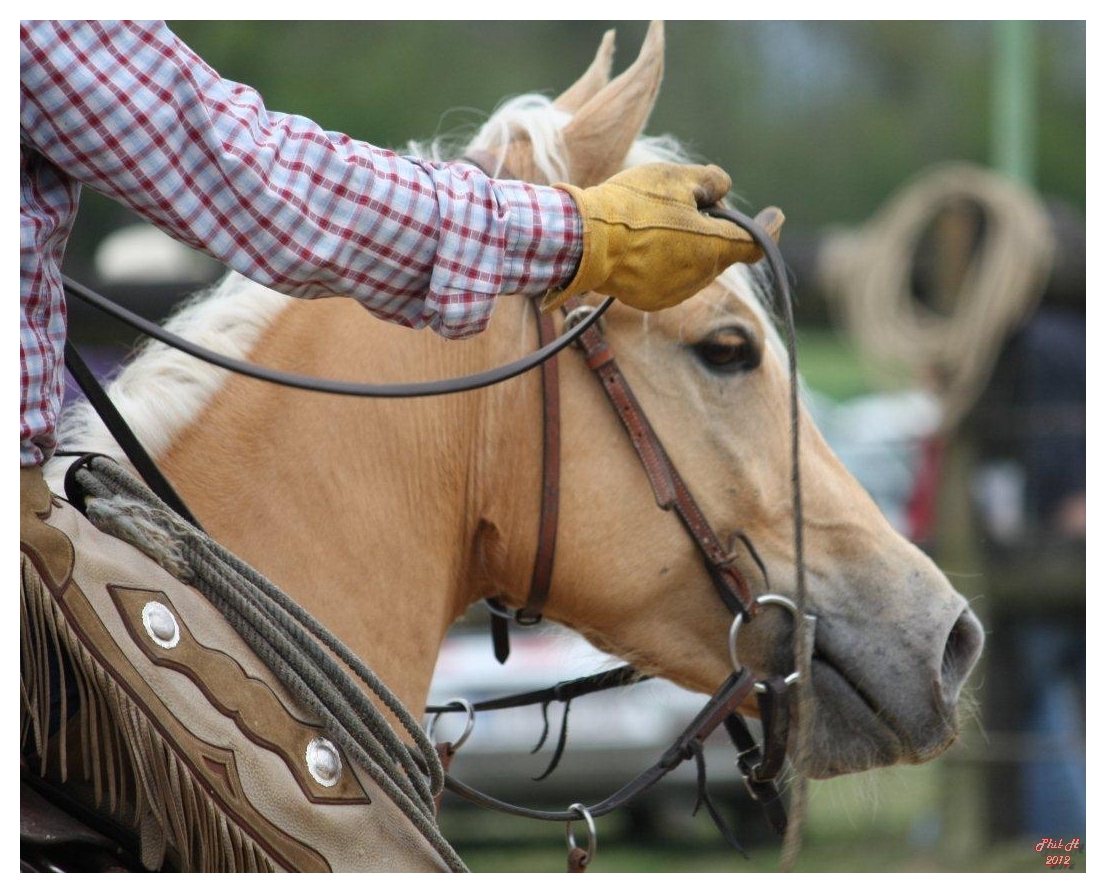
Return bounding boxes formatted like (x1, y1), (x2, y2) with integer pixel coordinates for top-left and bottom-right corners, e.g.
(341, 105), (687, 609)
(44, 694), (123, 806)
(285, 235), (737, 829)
(543, 163), (784, 313)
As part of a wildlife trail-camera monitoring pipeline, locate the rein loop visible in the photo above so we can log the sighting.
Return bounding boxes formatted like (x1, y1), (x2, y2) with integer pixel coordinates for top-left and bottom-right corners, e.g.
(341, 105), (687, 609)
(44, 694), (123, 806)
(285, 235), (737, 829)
(62, 275), (613, 399)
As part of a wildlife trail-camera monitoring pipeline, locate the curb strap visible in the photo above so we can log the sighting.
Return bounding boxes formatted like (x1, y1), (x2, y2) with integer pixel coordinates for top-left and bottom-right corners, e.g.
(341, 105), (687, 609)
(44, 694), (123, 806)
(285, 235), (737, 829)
(567, 847), (589, 873)
(752, 676), (791, 784)
(724, 711), (789, 837)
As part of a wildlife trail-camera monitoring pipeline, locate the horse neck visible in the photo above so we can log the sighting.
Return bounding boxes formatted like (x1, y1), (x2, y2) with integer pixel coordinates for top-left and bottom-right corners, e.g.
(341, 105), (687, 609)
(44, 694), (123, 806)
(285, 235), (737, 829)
(159, 295), (545, 715)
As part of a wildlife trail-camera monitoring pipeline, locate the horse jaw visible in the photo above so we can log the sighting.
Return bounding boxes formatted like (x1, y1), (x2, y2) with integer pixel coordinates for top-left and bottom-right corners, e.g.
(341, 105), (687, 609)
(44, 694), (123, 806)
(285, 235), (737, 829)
(779, 516), (986, 778)
(735, 407), (986, 779)
(533, 284), (985, 780)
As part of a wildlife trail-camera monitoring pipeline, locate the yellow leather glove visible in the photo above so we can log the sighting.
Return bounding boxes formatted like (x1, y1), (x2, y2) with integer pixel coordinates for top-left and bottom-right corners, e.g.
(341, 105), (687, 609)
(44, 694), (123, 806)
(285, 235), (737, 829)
(543, 163), (783, 313)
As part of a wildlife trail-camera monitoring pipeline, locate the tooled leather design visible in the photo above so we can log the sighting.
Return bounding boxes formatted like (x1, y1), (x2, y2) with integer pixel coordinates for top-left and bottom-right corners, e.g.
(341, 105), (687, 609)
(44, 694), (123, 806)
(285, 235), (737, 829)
(19, 468), (75, 594)
(39, 532), (334, 870)
(107, 584), (370, 806)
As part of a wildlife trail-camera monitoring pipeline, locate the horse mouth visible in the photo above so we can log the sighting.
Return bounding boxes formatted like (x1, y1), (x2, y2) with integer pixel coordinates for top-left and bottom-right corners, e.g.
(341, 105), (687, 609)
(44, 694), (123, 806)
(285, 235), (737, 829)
(811, 648), (894, 730)
(802, 647), (908, 778)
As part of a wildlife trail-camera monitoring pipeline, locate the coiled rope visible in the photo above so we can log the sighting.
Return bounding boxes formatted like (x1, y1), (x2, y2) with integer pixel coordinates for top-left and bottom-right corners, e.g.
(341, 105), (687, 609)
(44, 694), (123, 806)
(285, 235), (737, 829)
(819, 162), (1055, 429)
(71, 456), (467, 872)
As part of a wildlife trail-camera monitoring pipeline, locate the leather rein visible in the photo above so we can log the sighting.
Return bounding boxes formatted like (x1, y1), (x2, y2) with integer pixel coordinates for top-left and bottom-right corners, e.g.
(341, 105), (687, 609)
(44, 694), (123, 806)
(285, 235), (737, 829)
(59, 171), (808, 866)
(436, 196), (803, 857)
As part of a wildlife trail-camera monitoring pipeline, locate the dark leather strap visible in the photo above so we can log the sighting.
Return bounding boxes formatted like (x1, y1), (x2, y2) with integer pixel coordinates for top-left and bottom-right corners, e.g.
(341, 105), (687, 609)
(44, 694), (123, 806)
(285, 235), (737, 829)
(752, 677), (791, 784)
(724, 713), (789, 836)
(485, 298), (564, 657)
(61, 276), (612, 401)
(487, 601), (512, 664)
(441, 669), (757, 821)
(507, 291), (757, 628)
(560, 294), (756, 619)
(518, 307), (562, 625)
(426, 664), (643, 717)
(63, 340), (204, 531)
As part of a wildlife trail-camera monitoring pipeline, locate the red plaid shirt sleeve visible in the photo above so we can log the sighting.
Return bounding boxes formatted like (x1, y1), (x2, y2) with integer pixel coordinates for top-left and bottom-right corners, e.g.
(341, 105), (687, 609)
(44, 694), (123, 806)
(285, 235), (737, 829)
(20, 20), (582, 465)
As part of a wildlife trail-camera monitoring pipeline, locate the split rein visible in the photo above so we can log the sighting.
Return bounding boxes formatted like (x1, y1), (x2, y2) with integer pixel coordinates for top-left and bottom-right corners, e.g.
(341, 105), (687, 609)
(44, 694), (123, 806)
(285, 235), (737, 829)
(423, 664), (791, 853)
(60, 202), (810, 871)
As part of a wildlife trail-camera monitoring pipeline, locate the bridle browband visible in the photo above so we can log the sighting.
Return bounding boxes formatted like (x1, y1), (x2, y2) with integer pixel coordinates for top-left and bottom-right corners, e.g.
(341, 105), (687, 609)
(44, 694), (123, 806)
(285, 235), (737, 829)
(58, 162), (809, 867)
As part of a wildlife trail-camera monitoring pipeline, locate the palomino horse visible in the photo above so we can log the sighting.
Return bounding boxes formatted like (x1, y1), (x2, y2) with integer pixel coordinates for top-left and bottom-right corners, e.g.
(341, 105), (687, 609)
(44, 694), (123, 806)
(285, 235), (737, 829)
(56, 22), (982, 793)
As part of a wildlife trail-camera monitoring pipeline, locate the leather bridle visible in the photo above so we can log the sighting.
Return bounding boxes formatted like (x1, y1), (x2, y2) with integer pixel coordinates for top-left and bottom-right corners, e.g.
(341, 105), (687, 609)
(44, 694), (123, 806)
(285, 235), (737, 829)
(59, 173), (810, 866)
(490, 285), (758, 637)
(437, 200), (807, 860)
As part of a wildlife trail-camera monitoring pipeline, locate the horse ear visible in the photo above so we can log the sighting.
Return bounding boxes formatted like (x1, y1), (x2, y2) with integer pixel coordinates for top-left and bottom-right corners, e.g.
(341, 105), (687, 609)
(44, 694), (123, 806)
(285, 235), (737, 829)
(554, 29), (616, 114)
(559, 20), (664, 187)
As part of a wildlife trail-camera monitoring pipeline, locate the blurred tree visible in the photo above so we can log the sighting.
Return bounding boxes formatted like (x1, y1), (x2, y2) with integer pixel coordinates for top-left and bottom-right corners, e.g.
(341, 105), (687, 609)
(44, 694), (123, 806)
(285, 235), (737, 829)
(62, 21), (1085, 290)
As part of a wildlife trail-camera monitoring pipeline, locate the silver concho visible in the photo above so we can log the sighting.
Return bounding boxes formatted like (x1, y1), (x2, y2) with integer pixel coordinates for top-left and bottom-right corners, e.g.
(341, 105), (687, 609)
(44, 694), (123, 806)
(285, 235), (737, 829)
(305, 737), (342, 787)
(141, 601), (180, 649)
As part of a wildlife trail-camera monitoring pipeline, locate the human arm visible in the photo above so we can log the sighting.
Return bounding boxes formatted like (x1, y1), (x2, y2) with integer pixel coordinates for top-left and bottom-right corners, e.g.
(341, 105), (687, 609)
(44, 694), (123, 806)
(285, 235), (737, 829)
(20, 19), (581, 338)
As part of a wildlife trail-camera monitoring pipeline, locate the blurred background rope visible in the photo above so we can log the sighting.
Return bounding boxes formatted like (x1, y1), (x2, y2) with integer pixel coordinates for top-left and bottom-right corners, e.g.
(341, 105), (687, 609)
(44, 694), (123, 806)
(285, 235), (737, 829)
(818, 162), (1056, 430)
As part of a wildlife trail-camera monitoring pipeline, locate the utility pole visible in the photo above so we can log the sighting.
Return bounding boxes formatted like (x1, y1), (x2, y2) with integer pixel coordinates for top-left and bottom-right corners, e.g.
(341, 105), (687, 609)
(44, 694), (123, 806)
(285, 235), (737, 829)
(991, 21), (1037, 186)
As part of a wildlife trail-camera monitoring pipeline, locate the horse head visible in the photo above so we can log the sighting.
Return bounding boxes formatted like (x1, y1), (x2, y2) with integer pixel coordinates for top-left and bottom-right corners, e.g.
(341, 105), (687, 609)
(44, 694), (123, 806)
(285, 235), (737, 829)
(467, 21), (984, 779)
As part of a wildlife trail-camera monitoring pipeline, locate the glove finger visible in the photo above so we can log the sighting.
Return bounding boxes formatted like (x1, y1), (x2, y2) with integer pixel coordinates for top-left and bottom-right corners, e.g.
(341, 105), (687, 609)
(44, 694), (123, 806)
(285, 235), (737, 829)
(690, 164), (733, 208)
(754, 206), (785, 244)
(702, 205), (787, 266)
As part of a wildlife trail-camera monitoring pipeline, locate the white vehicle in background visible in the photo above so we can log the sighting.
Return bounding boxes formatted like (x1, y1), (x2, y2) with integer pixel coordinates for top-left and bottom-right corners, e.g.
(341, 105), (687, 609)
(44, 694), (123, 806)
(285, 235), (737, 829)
(427, 622), (776, 841)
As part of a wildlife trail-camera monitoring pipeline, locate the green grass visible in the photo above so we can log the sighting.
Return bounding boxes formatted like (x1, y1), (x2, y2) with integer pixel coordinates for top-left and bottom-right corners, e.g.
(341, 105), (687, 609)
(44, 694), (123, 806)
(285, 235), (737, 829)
(440, 761), (1082, 873)
(455, 840), (1056, 873)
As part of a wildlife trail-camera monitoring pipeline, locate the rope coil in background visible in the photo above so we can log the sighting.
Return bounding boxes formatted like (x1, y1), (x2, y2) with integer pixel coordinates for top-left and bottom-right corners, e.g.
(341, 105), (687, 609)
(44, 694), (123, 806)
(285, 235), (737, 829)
(819, 162), (1056, 430)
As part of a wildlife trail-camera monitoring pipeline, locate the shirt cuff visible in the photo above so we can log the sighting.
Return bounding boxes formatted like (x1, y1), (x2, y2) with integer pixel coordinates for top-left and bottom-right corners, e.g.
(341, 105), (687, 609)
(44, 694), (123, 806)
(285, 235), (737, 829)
(494, 180), (583, 298)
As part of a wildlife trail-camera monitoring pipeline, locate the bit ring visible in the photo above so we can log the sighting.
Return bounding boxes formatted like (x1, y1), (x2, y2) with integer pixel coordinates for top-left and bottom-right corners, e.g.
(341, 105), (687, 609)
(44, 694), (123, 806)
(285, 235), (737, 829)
(427, 698), (475, 751)
(728, 593), (804, 688)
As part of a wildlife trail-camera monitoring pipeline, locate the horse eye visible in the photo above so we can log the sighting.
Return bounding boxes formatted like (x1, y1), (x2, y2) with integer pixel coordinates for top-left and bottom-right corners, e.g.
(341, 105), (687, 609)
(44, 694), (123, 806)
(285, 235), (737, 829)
(693, 327), (761, 374)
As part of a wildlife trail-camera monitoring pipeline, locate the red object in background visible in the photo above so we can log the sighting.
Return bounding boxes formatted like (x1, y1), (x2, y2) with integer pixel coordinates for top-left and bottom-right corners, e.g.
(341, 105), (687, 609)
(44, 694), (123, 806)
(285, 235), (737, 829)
(906, 435), (947, 544)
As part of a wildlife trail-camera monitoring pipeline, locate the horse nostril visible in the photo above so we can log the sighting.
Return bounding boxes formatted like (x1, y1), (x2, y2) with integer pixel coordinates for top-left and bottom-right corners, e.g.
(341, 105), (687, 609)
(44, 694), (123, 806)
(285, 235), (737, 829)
(941, 609), (985, 703)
